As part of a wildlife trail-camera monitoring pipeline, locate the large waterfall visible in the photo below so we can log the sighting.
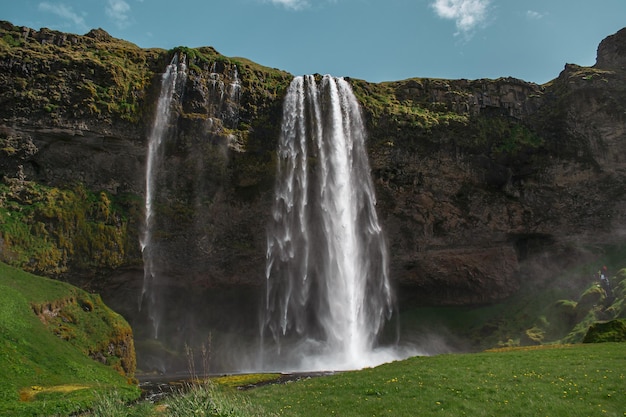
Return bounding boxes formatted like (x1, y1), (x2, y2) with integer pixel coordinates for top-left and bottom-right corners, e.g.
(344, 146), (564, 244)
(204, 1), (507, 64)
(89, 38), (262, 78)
(139, 54), (187, 339)
(263, 75), (396, 371)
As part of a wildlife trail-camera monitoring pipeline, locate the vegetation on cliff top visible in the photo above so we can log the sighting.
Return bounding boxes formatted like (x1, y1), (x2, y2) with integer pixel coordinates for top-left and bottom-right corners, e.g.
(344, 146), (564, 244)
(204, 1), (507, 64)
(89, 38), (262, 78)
(0, 262), (139, 416)
(0, 19), (292, 137)
(350, 78), (470, 133)
(0, 21), (162, 125)
(349, 75), (548, 183)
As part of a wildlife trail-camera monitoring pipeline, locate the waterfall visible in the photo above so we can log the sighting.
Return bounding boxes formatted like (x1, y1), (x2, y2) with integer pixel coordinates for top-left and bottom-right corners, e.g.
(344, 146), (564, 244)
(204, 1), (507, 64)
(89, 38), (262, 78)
(263, 75), (395, 371)
(139, 54), (187, 339)
(226, 66), (241, 127)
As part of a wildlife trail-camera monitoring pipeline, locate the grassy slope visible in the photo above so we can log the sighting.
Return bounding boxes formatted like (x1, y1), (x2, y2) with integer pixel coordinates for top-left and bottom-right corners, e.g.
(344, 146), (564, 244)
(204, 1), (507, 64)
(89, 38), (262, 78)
(245, 343), (625, 417)
(0, 262), (139, 417)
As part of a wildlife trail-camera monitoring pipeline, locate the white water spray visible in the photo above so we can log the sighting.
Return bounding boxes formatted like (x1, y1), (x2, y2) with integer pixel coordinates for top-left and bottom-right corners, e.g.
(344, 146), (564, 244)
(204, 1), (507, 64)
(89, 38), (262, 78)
(263, 75), (397, 371)
(139, 54), (187, 339)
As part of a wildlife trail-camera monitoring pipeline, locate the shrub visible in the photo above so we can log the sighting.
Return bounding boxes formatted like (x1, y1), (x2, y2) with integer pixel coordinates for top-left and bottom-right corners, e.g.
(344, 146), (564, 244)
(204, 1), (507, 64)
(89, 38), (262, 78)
(583, 319), (626, 343)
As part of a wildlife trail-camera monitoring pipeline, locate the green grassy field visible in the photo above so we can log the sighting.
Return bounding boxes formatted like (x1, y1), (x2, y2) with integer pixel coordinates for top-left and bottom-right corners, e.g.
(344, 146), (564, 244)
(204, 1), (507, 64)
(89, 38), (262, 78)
(245, 343), (625, 417)
(79, 343), (624, 417)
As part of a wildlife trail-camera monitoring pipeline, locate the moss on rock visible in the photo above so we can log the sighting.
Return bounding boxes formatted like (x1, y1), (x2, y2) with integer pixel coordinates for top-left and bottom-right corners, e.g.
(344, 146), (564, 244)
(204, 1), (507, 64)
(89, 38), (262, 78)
(0, 177), (139, 278)
(583, 319), (626, 343)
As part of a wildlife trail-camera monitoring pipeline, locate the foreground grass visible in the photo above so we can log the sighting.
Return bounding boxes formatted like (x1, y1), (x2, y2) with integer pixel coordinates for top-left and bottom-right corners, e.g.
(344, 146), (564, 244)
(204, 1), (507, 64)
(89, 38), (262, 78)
(246, 343), (625, 417)
(163, 380), (277, 417)
(72, 343), (626, 416)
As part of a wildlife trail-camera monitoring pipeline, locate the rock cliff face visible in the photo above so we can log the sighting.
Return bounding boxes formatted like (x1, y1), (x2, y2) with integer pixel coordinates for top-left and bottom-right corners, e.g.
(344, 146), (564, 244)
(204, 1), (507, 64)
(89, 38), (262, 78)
(358, 44), (626, 305)
(1, 20), (625, 317)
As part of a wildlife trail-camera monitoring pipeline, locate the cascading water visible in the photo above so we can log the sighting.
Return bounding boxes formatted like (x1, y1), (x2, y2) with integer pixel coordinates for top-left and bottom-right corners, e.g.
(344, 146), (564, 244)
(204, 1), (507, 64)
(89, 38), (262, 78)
(226, 66), (241, 127)
(205, 63), (240, 127)
(263, 75), (397, 371)
(139, 54), (187, 339)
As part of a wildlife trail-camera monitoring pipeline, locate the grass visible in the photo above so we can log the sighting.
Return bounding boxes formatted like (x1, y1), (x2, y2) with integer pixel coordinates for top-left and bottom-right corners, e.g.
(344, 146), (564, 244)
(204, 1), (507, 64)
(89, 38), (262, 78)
(0, 262), (140, 416)
(64, 343), (626, 417)
(59, 343), (626, 417)
(86, 390), (155, 417)
(349, 78), (470, 132)
(2, 261), (624, 417)
(164, 380), (277, 417)
(245, 343), (626, 417)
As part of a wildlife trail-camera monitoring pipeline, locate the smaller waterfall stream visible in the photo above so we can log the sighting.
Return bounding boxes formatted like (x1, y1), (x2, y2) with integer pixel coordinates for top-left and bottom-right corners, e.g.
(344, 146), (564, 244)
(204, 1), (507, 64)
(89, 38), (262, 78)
(139, 54), (187, 339)
(263, 75), (400, 371)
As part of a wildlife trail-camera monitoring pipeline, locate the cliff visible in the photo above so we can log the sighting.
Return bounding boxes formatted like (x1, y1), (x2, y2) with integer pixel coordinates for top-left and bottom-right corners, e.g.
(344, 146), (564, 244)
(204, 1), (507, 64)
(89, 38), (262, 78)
(352, 36), (626, 304)
(1, 20), (625, 315)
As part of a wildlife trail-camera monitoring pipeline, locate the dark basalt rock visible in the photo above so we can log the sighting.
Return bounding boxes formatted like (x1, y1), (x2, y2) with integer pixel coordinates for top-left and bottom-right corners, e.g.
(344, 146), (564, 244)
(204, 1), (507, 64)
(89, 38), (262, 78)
(0, 21), (625, 310)
(596, 27), (626, 71)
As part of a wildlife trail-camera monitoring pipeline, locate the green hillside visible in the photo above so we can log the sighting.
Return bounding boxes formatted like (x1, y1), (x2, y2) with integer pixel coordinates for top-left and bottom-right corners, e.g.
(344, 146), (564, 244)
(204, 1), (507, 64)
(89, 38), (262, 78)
(0, 262), (140, 416)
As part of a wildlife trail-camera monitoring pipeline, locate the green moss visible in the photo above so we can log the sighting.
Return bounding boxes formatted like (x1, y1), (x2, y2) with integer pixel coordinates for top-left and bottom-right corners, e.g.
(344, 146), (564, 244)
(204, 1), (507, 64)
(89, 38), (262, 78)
(575, 285), (605, 319)
(212, 373), (282, 388)
(350, 78), (469, 133)
(583, 319), (626, 343)
(1, 33), (22, 47)
(523, 326), (545, 344)
(0, 22), (161, 123)
(492, 123), (544, 154)
(541, 299), (577, 340)
(0, 178), (139, 277)
(464, 115), (544, 157)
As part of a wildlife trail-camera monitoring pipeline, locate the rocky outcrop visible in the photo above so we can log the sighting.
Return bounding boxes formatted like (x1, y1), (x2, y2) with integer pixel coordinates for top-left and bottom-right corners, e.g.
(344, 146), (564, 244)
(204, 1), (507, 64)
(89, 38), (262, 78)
(0, 21), (625, 312)
(596, 27), (626, 71)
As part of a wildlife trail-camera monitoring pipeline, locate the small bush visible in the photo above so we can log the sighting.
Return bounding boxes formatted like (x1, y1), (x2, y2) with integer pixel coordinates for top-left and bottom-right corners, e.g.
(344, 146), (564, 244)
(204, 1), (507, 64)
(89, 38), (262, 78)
(522, 326), (544, 344)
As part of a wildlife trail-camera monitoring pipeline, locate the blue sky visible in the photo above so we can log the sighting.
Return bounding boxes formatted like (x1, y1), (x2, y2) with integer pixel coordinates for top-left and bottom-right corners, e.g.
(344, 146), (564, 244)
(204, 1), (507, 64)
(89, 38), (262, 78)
(3, 0), (625, 84)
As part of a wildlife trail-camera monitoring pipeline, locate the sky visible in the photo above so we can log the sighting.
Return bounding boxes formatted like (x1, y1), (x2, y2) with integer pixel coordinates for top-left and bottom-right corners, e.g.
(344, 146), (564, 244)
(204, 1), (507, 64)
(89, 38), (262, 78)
(2, 0), (626, 84)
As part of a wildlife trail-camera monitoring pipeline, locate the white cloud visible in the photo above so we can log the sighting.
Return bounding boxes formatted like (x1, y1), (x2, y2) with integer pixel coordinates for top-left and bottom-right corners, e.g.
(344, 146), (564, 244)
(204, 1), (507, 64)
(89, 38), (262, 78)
(106, 0), (132, 28)
(431, 0), (490, 35)
(38, 2), (87, 30)
(266, 0), (310, 10)
(526, 10), (544, 20)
